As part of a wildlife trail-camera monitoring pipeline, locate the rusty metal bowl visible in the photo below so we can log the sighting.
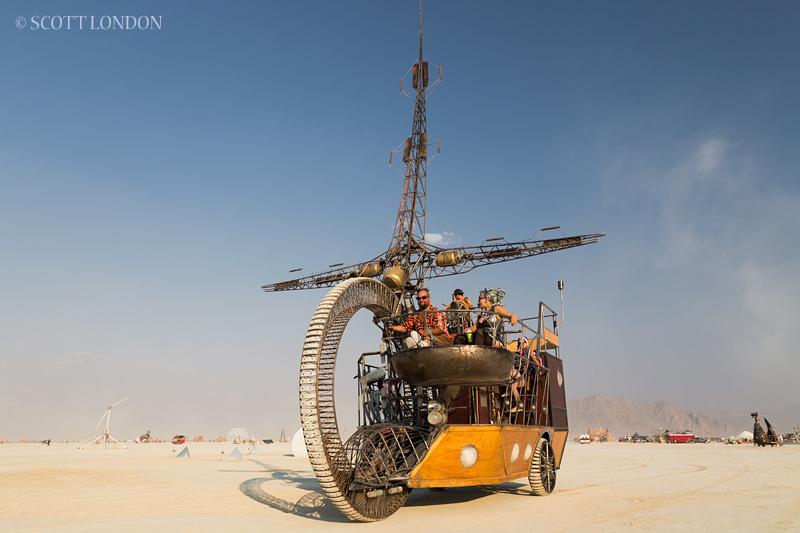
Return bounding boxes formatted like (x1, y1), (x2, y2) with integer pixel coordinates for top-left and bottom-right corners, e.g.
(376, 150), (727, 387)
(390, 345), (515, 386)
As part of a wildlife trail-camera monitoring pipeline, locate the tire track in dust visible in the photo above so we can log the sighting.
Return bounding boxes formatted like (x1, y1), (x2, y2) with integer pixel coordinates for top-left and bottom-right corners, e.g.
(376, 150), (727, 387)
(556, 453), (660, 493)
(594, 449), (757, 527)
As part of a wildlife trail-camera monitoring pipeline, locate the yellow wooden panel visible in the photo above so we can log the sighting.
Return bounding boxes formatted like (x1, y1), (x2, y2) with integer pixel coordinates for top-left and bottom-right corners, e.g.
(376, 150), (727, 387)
(502, 426), (544, 478)
(410, 426), (504, 485)
(532, 328), (559, 351)
(409, 425), (544, 488)
(543, 327), (559, 348)
(551, 429), (568, 467)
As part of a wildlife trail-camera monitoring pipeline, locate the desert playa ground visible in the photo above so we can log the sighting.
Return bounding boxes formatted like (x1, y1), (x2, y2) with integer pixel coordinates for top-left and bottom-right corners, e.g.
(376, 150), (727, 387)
(1, 440), (797, 531)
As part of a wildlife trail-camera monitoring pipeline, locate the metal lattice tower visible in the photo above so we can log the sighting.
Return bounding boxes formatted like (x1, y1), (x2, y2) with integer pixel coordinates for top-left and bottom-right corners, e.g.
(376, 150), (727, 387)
(262, 3), (604, 298)
(387, 4), (429, 268)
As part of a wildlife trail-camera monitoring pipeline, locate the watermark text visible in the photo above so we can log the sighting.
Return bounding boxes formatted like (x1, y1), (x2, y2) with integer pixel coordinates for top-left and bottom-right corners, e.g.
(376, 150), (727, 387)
(16, 15), (162, 31)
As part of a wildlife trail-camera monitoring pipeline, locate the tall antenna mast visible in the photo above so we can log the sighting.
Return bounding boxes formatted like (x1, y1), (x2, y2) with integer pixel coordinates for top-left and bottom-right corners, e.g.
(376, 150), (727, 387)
(261, 4), (603, 296)
(386, 0), (432, 272)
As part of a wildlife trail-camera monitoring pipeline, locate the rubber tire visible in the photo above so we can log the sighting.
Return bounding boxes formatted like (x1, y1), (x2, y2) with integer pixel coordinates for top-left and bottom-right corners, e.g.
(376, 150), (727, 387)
(528, 437), (556, 496)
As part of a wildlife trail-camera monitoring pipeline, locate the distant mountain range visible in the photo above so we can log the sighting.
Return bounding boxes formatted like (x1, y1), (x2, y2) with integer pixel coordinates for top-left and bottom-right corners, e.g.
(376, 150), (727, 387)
(566, 394), (799, 438)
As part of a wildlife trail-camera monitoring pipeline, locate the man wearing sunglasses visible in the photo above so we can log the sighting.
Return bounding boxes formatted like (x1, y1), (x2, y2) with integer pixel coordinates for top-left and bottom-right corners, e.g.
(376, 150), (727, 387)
(389, 288), (451, 348)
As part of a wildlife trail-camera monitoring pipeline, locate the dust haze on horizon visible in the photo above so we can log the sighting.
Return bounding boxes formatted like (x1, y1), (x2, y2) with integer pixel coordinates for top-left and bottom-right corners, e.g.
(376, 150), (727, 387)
(2, 1), (799, 442)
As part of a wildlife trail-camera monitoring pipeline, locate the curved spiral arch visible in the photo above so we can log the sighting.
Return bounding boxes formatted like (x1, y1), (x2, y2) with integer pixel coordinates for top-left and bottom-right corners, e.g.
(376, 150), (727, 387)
(299, 278), (400, 521)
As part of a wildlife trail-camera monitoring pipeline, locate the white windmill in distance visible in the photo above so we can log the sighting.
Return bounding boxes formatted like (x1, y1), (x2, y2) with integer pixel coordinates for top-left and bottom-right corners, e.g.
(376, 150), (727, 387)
(79, 397), (129, 449)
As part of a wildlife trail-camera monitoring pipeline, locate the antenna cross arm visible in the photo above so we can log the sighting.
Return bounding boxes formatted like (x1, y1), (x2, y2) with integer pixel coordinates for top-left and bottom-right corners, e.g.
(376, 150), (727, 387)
(261, 233), (605, 292)
(261, 257), (386, 292)
(421, 232), (606, 279)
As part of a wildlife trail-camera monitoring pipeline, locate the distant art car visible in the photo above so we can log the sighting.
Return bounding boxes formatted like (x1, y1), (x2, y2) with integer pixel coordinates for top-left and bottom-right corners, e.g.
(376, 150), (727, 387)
(171, 434), (186, 445)
(667, 431), (695, 443)
(751, 412), (782, 447)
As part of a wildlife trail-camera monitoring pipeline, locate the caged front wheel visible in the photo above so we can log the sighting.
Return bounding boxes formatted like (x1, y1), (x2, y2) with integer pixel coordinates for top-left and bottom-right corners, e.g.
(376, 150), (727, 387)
(299, 277), (411, 521)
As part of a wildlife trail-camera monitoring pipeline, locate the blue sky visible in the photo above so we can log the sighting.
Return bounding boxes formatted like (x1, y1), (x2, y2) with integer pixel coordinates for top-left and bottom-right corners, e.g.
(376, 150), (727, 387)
(2, 1), (798, 441)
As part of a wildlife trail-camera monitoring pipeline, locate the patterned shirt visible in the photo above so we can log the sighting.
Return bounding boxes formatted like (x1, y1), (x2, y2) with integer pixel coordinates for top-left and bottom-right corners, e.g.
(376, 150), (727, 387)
(403, 305), (451, 341)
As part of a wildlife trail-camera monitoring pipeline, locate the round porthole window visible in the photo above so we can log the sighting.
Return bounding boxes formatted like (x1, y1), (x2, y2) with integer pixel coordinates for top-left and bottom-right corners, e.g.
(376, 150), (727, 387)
(460, 445), (478, 468)
(510, 443), (520, 463)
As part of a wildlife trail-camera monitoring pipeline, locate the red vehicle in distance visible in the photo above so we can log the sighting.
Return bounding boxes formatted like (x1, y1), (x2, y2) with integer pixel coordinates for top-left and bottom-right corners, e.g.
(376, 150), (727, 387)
(667, 431), (695, 443)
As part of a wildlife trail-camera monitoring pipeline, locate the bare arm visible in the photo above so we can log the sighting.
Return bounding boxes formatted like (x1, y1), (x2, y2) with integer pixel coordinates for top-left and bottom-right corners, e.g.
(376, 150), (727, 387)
(494, 305), (517, 326)
(389, 317), (413, 333)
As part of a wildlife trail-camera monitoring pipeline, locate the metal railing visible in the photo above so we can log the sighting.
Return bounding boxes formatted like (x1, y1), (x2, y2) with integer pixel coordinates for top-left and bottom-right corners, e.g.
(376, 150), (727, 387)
(386, 302), (560, 359)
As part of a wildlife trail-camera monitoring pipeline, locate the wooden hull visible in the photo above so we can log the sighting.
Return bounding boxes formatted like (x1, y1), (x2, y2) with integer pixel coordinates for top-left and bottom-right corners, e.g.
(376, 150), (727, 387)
(408, 424), (567, 488)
